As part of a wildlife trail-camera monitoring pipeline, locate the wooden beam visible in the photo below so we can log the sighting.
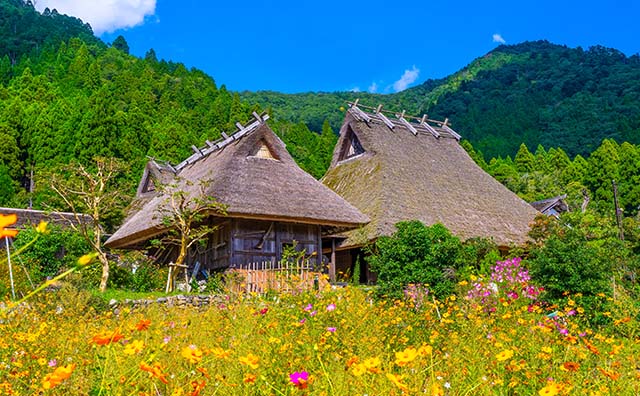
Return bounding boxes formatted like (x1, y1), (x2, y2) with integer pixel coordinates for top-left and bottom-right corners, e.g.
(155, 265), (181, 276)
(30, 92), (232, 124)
(420, 121), (441, 138)
(376, 109), (395, 130)
(397, 111), (418, 135)
(350, 106), (372, 123)
(252, 111), (263, 123)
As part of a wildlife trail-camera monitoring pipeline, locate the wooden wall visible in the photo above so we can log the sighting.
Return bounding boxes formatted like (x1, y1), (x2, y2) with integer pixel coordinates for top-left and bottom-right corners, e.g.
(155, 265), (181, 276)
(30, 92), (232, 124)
(151, 217), (323, 274)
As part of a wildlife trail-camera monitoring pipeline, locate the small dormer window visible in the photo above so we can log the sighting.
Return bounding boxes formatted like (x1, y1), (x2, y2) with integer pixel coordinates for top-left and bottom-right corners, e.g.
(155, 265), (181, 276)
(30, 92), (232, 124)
(338, 127), (364, 161)
(250, 139), (279, 160)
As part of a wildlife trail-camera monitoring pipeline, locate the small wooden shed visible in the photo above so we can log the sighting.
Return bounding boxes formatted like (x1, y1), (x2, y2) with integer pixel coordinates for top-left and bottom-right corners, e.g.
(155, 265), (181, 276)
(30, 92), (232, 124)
(105, 113), (368, 272)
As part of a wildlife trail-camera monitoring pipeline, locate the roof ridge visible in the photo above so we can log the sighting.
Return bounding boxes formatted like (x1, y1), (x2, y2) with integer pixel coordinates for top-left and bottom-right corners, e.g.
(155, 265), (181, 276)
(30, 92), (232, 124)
(347, 100), (461, 141)
(173, 112), (271, 172)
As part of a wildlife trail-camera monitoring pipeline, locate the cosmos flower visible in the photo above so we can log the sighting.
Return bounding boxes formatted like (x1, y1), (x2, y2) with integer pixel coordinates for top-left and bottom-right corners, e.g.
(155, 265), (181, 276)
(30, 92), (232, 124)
(0, 213), (18, 238)
(239, 353), (260, 369)
(135, 319), (151, 331)
(181, 345), (203, 364)
(289, 371), (309, 389)
(42, 363), (75, 389)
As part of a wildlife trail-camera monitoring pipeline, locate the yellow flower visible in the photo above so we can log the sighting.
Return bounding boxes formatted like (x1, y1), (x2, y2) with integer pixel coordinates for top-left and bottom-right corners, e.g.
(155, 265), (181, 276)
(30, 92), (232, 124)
(363, 357), (381, 373)
(351, 363), (366, 376)
(77, 253), (98, 267)
(386, 373), (409, 392)
(124, 340), (144, 355)
(496, 349), (514, 362)
(211, 346), (231, 359)
(35, 220), (49, 234)
(538, 382), (561, 396)
(430, 382), (445, 396)
(181, 345), (203, 364)
(418, 344), (433, 356)
(239, 353), (260, 369)
(395, 347), (418, 366)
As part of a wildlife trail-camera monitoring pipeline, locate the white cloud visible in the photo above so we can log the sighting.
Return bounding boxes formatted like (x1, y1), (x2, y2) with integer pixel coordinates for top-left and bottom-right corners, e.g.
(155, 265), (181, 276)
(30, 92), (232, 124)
(492, 33), (506, 44)
(349, 86), (361, 93)
(392, 66), (420, 92)
(368, 82), (378, 93)
(34, 0), (157, 35)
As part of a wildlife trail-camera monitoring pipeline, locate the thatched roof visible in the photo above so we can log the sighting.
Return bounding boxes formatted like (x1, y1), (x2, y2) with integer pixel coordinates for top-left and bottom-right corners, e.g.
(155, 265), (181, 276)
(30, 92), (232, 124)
(105, 114), (369, 249)
(321, 104), (539, 248)
(531, 194), (569, 217)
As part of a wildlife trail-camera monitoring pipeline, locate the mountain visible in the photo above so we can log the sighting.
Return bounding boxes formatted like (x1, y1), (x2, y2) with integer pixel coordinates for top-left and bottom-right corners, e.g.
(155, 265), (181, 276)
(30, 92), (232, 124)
(241, 41), (640, 159)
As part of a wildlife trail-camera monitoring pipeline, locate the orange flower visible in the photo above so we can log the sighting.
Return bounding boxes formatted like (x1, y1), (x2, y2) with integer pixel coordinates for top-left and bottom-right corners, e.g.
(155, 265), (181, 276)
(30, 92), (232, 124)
(140, 361), (169, 384)
(91, 331), (124, 346)
(42, 363), (75, 389)
(135, 319), (151, 331)
(598, 367), (620, 381)
(197, 367), (211, 379)
(243, 373), (257, 384)
(562, 361), (580, 372)
(0, 214), (18, 238)
(190, 380), (206, 396)
(583, 339), (600, 355)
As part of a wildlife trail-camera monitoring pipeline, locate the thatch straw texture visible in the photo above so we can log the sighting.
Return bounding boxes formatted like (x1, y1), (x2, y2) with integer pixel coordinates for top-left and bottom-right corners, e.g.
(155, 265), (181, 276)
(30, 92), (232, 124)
(106, 121), (368, 248)
(322, 109), (539, 248)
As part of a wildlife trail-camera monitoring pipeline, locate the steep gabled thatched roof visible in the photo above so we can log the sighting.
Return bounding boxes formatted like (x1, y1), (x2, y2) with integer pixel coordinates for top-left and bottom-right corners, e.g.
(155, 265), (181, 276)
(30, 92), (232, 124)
(322, 104), (539, 248)
(105, 114), (369, 249)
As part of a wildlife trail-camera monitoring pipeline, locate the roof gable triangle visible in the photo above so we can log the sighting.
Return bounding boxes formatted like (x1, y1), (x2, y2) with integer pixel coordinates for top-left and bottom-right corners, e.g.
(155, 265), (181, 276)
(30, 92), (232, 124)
(338, 126), (365, 162)
(250, 139), (279, 160)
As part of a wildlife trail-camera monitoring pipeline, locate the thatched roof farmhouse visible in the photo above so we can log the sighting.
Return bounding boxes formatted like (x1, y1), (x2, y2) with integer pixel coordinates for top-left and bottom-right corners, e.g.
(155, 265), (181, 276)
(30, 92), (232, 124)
(106, 113), (368, 270)
(322, 102), (539, 282)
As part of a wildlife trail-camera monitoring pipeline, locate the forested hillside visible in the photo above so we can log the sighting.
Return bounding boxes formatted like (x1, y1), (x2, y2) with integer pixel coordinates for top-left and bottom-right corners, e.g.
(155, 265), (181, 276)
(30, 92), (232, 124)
(242, 41), (640, 159)
(1, 1), (639, 224)
(0, 0), (336, 211)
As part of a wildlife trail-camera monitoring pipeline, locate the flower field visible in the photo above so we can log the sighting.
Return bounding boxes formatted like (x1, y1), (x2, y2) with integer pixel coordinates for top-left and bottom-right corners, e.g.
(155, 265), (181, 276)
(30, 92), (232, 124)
(2, 272), (640, 396)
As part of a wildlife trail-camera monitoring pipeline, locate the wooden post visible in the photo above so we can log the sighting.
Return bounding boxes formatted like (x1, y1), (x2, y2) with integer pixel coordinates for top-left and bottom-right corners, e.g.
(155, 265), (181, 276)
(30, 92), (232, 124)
(329, 238), (336, 284)
(612, 180), (624, 241)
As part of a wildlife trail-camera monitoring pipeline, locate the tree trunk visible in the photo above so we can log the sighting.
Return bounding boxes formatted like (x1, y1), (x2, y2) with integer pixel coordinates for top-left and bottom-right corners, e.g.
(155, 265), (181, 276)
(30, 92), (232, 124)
(98, 252), (109, 293)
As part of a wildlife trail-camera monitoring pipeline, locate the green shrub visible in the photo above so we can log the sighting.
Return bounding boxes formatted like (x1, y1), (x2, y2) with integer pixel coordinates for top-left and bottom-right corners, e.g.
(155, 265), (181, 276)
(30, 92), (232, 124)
(525, 212), (638, 305)
(366, 221), (464, 299)
(12, 225), (90, 280)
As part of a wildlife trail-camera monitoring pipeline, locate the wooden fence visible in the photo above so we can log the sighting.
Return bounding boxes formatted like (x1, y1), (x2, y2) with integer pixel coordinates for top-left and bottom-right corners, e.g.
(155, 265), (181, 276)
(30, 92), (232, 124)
(228, 260), (328, 294)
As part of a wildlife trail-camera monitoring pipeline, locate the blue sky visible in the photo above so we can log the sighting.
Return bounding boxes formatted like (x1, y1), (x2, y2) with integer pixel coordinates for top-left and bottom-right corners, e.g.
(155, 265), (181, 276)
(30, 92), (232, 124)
(36, 0), (640, 93)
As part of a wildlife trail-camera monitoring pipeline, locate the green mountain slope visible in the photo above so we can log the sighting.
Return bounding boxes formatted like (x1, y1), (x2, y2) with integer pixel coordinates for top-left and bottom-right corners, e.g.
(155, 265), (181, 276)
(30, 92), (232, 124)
(241, 41), (640, 159)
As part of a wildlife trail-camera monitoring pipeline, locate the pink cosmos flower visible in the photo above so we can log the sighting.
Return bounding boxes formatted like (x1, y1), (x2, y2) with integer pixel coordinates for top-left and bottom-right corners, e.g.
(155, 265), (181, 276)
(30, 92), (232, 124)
(289, 371), (309, 389)
(327, 327), (336, 333)
(326, 303), (336, 312)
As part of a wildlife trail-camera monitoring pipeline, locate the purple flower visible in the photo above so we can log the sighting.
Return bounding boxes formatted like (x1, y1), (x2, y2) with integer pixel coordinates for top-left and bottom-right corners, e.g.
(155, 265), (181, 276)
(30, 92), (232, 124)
(48, 359), (57, 367)
(304, 304), (313, 312)
(327, 327), (336, 333)
(326, 303), (336, 312)
(310, 310), (317, 317)
(289, 371), (309, 389)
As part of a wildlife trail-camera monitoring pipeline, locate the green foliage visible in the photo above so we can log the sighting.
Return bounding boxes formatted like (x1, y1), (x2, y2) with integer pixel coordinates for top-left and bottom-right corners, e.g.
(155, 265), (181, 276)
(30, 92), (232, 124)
(366, 221), (464, 299)
(526, 212), (640, 307)
(12, 225), (90, 280)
